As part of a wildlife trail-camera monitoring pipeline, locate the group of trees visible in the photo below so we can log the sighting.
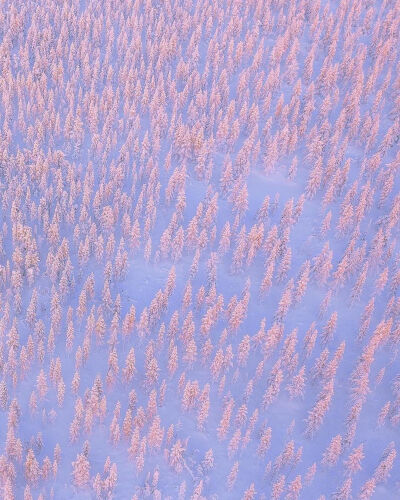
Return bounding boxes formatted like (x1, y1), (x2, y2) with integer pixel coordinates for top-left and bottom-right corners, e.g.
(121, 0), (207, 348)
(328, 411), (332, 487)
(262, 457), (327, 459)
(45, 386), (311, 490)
(0, 0), (398, 498)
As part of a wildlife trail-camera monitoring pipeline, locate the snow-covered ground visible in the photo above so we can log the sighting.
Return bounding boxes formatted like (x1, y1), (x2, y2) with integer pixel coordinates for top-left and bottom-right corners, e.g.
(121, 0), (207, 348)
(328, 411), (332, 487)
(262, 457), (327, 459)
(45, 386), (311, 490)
(0, 0), (399, 498)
